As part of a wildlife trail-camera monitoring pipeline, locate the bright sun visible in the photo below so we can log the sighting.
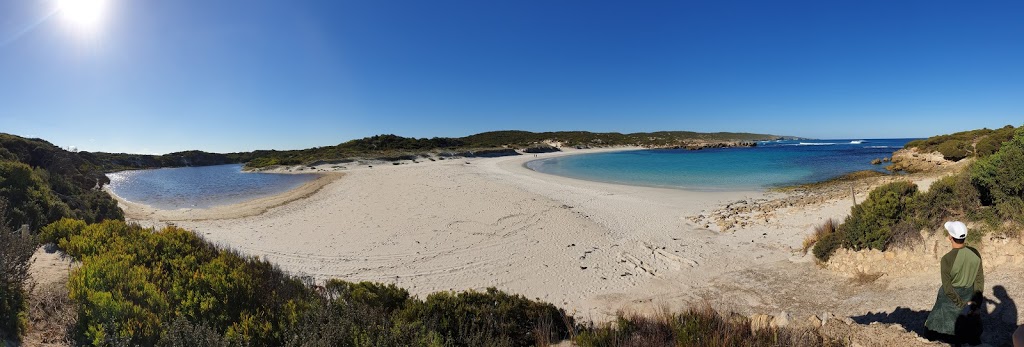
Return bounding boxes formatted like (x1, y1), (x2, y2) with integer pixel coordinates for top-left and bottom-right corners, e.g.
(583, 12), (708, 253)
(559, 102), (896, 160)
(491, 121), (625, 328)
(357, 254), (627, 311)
(58, 0), (110, 33)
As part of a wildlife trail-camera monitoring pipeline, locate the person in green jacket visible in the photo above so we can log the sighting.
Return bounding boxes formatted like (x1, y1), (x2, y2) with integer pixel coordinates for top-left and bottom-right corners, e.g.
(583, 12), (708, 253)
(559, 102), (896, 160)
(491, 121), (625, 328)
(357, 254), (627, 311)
(925, 221), (984, 344)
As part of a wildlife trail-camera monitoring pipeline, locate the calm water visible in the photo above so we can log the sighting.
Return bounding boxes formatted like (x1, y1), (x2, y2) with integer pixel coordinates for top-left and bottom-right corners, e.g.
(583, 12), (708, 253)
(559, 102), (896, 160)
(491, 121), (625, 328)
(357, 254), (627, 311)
(107, 164), (316, 209)
(527, 139), (913, 191)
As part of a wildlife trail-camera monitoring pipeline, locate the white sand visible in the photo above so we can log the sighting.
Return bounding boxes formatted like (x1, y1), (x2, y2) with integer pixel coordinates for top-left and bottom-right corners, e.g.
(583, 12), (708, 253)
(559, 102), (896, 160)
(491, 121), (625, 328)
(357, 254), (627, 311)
(115, 148), (1024, 326)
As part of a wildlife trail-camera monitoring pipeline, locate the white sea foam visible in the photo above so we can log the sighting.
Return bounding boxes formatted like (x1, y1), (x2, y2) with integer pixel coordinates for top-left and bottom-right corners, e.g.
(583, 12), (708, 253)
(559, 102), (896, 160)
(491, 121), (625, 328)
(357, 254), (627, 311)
(798, 142), (836, 146)
(865, 146), (892, 149)
(850, 140), (866, 144)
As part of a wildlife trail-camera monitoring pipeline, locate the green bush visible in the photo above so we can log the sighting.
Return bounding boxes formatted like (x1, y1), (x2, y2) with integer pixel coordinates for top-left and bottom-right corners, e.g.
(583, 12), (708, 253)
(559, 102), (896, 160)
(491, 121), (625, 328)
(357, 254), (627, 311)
(0, 135), (123, 227)
(324, 280), (410, 314)
(916, 172), (980, 229)
(936, 139), (971, 161)
(841, 181), (919, 251)
(399, 287), (571, 347)
(157, 317), (230, 347)
(0, 160), (72, 231)
(971, 127), (1024, 224)
(812, 230), (843, 262)
(38, 217), (87, 245)
(975, 125), (1016, 157)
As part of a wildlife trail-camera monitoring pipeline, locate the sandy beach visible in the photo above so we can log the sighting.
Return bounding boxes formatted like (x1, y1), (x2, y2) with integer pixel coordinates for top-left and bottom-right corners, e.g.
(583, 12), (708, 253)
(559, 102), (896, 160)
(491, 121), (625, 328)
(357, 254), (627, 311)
(114, 147), (1024, 335)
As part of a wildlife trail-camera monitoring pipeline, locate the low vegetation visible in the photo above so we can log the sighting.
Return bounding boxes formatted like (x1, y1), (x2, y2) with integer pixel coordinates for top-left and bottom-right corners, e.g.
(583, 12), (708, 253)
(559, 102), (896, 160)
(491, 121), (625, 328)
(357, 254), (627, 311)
(40, 218), (573, 346)
(574, 306), (842, 347)
(803, 219), (838, 254)
(813, 126), (1024, 261)
(904, 124), (1017, 161)
(774, 170), (888, 192)
(0, 134), (123, 231)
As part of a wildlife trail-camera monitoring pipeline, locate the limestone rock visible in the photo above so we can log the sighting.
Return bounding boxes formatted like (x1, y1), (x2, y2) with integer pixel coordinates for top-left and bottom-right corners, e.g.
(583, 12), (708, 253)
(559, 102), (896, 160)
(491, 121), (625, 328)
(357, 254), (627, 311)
(820, 312), (835, 326)
(771, 311), (792, 328)
(806, 314), (822, 327)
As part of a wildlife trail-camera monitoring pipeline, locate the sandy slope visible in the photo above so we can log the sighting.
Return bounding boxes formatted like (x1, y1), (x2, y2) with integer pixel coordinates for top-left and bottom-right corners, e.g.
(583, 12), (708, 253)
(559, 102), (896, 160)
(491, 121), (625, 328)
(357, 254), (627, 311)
(116, 148), (1023, 345)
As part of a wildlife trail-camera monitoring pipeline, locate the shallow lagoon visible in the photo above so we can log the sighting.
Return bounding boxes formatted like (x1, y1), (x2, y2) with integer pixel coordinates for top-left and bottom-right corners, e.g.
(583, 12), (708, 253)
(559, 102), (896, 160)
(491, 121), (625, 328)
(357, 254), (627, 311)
(107, 164), (316, 209)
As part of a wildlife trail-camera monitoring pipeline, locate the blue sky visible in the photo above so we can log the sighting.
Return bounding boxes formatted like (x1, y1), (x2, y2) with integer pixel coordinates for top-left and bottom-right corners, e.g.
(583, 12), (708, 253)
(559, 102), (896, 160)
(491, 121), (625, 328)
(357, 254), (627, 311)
(1, 0), (1022, 154)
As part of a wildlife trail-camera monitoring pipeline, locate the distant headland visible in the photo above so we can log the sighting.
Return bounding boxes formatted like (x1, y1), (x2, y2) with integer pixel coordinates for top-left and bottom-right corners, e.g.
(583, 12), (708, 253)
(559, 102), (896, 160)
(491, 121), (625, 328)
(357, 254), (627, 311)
(54, 130), (807, 172)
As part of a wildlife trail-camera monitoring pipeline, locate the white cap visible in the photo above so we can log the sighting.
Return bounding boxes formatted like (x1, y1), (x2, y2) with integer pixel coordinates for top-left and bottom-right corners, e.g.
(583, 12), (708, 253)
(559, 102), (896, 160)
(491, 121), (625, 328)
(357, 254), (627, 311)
(944, 221), (967, 240)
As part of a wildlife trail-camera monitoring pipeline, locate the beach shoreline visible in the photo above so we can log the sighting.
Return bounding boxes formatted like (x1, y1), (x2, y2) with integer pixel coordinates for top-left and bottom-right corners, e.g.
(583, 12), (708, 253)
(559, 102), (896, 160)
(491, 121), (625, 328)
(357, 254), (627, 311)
(108, 172), (344, 222)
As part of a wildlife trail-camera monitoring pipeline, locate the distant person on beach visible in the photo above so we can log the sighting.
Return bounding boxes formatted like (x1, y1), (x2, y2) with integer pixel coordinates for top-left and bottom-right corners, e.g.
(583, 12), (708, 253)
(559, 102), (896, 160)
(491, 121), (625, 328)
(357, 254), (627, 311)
(924, 221), (984, 344)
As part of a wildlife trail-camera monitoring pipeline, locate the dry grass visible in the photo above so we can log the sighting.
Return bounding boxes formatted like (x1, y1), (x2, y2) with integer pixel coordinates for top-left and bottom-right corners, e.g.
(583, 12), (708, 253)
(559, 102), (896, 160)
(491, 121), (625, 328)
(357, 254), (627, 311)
(574, 305), (843, 347)
(23, 282), (77, 346)
(803, 219), (839, 253)
(848, 271), (884, 286)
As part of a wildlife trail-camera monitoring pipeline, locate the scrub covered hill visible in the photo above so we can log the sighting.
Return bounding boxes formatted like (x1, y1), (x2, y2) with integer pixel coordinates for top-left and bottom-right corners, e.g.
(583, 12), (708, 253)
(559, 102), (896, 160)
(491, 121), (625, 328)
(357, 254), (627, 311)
(904, 124), (1018, 161)
(0, 134), (123, 231)
(27, 130), (789, 172)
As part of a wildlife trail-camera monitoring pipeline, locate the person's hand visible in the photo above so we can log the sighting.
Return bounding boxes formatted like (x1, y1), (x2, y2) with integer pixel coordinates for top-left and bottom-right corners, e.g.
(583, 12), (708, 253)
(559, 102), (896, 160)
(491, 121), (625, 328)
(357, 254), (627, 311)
(961, 302), (977, 316)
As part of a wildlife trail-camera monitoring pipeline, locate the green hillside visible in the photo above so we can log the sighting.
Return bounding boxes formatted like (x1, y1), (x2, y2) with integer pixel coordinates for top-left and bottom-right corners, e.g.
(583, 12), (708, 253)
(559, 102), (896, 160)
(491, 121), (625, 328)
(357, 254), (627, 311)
(65, 130), (788, 171)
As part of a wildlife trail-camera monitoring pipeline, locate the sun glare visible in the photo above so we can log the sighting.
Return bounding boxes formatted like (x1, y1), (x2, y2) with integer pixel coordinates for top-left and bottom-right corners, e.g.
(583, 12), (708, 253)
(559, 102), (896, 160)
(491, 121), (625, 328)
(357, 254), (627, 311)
(58, 0), (110, 34)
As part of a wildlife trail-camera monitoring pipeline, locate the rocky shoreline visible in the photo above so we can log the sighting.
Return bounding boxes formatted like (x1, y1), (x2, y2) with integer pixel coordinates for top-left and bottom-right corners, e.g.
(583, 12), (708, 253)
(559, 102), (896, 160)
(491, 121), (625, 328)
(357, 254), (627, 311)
(689, 147), (968, 233)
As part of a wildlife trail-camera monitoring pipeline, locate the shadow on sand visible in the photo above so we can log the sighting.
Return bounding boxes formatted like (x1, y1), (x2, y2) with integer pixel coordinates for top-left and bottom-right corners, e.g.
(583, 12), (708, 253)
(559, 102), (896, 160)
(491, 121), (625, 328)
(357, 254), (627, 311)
(853, 285), (1019, 346)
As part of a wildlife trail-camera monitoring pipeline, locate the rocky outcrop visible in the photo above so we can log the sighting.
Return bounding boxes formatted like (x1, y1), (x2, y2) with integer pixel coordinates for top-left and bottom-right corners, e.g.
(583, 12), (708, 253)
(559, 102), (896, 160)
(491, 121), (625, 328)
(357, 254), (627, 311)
(455, 148), (521, 158)
(684, 141), (757, 150)
(747, 310), (939, 346)
(825, 229), (1024, 278)
(885, 148), (957, 173)
(646, 141), (758, 151)
(522, 145), (561, 153)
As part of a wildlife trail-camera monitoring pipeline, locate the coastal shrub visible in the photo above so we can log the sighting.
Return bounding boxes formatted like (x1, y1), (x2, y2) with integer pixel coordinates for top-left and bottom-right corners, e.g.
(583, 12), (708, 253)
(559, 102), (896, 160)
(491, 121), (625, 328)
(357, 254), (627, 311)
(971, 128), (1024, 224)
(45, 219), (574, 347)
(399, 287), (571, 347)
(324, 280), (410, 314)
(975, 125), (1017, 157)
(936, 139), (971, 161)
(0, 203), (38, 341)
(38, 217), (88, 245)
(915, 172), (980, 229)
(803, 219), (838, 254)
(0, 135), (124, 227)
(0, 161), (72, 231)
(157, 317), (230, 347)
(840, 181), (919, 251)
(812, 230), (843, 262)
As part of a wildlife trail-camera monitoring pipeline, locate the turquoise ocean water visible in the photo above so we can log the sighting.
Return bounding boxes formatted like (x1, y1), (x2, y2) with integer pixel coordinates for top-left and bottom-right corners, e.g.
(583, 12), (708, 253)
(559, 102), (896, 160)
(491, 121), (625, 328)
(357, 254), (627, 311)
(106, 164), (316, 209)
(526, 139), (913, 191)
